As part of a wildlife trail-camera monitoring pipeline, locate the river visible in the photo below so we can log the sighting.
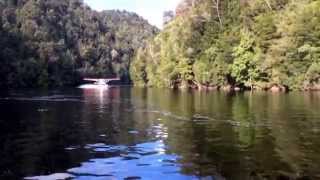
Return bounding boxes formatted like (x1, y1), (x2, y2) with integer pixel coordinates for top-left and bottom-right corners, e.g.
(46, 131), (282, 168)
(0, 87), (320, 180)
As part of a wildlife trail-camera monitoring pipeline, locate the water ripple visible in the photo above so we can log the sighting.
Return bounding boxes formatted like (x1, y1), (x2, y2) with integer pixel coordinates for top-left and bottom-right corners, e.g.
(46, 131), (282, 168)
(66, 141), (196, 180)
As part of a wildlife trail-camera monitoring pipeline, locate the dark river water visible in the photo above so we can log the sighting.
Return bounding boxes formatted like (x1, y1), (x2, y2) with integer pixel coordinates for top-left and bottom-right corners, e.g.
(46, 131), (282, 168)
(0, 87), (320, 180)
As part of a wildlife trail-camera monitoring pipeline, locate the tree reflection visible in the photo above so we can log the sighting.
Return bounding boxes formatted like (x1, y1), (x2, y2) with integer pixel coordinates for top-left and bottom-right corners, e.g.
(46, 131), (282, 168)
(131, 89), (320, 179)
(1, 89), (320, 179)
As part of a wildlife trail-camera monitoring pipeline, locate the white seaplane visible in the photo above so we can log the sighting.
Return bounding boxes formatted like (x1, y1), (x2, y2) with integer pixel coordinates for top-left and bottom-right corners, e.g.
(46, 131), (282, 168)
(78, 78), (120, 89)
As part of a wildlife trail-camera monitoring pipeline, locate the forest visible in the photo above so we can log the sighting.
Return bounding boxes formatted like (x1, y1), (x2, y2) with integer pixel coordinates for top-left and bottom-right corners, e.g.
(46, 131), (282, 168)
(0, 0), (319, 91)
(0, 0), (158, 88)
(130, 0), (320, 91)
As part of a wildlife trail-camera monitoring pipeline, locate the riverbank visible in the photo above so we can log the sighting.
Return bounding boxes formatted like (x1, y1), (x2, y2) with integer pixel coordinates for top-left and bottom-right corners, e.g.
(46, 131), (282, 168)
(138, 82), (320, 92)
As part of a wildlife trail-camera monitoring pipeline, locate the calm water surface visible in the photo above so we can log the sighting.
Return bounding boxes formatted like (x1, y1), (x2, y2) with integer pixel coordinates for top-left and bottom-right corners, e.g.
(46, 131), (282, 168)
(0, 87), (320, 180)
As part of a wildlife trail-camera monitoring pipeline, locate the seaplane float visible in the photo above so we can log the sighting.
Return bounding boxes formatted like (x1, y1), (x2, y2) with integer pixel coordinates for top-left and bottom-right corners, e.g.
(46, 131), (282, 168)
(78, 78), (120, 89)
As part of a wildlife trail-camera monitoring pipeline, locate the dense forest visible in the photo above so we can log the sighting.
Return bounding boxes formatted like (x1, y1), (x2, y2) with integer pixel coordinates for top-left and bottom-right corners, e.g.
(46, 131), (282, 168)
(1, 0), (319, 91)
(130, 0), (320, 91)
(0, 0), (158, 88)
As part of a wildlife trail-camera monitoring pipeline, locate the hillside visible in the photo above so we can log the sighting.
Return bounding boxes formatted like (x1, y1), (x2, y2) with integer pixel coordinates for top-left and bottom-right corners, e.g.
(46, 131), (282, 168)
(0, 0), (158, 88)
(130, 0), (320, 91)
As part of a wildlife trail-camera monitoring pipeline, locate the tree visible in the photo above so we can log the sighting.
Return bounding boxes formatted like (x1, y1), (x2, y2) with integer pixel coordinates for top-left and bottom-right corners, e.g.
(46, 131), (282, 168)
(231, 29), (261, 89)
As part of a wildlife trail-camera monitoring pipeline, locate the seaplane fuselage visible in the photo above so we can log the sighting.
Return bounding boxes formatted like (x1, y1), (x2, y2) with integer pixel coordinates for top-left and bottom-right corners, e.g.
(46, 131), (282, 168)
(79, 78), (120, 89)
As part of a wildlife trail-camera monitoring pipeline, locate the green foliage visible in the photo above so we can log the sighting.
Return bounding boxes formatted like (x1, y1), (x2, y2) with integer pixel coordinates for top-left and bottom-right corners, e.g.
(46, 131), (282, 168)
(131, 0), (241, 89)
(0, 0), (157, 88)
(131, 0), (320, 91)
(264, 0), (320, 90)
(305, 63), (320, 84)
(231, 29), (263, 88)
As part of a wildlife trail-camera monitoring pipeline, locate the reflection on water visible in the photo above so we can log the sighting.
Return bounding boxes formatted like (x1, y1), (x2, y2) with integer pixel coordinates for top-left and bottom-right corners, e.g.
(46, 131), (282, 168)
(68, 141), (192, 179)
(0, 88), (320, 179)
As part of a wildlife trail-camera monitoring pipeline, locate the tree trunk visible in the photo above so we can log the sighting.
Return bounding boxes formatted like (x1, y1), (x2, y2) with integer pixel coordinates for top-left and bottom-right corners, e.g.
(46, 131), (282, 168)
(264, 0), (272, 10)
(213, 0), (222, 27)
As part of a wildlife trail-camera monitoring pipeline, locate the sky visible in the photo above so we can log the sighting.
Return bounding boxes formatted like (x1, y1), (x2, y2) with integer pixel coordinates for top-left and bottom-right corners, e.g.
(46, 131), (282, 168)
(84, 0), (181, 28)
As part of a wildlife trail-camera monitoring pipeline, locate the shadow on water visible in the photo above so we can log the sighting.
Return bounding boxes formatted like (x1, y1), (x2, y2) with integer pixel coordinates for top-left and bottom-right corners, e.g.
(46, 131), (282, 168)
(0, 88), (320, 179)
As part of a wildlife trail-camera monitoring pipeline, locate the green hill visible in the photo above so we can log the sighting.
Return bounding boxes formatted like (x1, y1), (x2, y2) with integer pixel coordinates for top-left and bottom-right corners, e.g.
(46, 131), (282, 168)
(130, 0), (320, 91)
(0, 0), (158, 88)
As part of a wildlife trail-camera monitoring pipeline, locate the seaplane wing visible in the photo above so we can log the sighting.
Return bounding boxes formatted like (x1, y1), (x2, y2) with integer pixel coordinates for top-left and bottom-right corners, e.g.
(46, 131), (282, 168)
(84, 78), (121, 82)
(84, 78), (103, 82)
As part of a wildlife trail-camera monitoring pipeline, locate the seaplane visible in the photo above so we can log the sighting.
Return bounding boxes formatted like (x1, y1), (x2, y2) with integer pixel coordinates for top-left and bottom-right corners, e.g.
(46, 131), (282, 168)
(78, 78), (120, 89)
